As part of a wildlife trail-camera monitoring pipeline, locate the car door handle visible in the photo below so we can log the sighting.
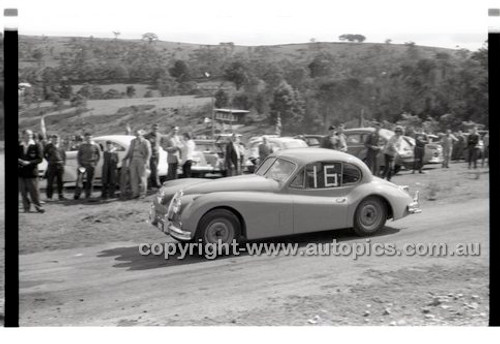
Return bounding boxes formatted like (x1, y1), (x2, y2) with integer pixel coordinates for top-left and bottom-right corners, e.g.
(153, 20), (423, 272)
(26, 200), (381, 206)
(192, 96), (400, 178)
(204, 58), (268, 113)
(336, 197), (347, 203)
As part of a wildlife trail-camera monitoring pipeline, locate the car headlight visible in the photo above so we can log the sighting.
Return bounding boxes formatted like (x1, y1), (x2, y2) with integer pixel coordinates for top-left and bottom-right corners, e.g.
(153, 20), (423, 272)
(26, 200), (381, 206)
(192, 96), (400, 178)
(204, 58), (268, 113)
(167, 190), (183, 219)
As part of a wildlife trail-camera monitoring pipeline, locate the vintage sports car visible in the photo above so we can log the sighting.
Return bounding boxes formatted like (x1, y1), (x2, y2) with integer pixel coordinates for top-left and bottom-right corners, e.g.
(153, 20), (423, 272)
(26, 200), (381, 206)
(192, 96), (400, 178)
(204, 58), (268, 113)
(149, 148), (421, 243)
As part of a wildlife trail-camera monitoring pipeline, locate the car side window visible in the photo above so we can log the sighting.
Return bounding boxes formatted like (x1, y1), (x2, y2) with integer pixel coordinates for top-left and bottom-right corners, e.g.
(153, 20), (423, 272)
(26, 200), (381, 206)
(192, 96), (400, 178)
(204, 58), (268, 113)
(342, 163), (362, 185)
(305, 162), (342, 189)
(290, 169), (305, 188)
(346, 134), (362, 145)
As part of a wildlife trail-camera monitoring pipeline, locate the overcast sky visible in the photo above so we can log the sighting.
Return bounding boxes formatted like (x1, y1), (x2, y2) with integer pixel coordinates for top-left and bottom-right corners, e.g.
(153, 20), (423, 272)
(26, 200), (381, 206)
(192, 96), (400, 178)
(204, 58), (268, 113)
(3, 0), (496, 50)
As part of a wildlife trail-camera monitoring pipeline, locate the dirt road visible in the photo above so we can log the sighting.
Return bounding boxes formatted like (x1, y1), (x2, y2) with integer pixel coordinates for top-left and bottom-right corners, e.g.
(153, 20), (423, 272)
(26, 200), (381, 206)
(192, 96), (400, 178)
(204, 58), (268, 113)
(18, 163), (489, 326)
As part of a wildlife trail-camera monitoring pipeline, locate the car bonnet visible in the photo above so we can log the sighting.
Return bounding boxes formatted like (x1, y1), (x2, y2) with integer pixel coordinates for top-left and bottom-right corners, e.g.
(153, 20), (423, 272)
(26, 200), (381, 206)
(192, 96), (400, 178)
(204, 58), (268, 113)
(182, 174), (280, 195)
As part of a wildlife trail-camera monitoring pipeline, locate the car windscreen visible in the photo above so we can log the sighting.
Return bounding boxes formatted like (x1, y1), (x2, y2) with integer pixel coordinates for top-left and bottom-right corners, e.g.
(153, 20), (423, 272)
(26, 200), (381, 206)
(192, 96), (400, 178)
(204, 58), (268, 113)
(261, 158), (296, 182)
(255, 157), (276, 176)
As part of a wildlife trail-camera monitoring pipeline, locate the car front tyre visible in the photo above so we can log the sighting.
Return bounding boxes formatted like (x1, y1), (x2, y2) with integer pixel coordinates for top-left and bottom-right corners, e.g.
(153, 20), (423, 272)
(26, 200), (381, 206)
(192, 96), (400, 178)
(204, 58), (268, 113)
(196, 209), (241, 245)
(353, 196), (387, 236)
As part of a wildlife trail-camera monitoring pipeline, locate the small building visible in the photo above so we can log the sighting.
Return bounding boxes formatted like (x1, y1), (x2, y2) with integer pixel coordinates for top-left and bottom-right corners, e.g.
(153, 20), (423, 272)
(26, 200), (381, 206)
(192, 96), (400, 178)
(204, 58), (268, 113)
(214, 108), (250, 124)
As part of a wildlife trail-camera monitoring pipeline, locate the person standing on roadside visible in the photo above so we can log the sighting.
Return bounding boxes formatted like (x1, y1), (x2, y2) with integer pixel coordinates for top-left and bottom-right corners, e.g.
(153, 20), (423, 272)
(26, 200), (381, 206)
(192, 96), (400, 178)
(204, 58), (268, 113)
(467, 127), (480, 169)
(123, 129), (151, 199)
(412, 128), (428, 174)
(336, 124), (348, 152)
(43, 134), (66, 201)
(180, 132), (195, 178)
(225, 133), (243, 176)
(165, 126), (182, 180)
(101, 140), (119, 199)
(482, 131), (489, 168)
(19, 129), (45, 213)
(75, 132), (101, 200)
(382, 126), (403, 181)
(453, 130), (466, 161)
(144, 123), (162, 189)
(364, 122), (383, 176)
(258, 136), (273, 165)
(321, 125), (338, 149)
(440, 129), (458, 168)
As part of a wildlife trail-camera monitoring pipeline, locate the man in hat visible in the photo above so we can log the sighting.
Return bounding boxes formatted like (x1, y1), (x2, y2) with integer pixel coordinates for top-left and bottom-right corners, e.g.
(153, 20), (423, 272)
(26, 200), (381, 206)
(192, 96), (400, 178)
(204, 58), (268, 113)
(101, 140), (119, 199)
(144, 123), (162, 189)
(364, 122), (384, 175)
(123, 129), (151, 199)
(19, 129), (45, 213)
(43, 134), (66, 200)
(75, 132), (101, 199)
(321, 126), (338, 149)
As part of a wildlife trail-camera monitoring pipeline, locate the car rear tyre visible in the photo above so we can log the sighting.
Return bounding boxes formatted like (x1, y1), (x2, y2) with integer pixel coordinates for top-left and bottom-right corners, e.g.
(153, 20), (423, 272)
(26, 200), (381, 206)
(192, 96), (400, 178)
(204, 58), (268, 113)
(196, 209), (241, 244)
(353, 196), (387, 236)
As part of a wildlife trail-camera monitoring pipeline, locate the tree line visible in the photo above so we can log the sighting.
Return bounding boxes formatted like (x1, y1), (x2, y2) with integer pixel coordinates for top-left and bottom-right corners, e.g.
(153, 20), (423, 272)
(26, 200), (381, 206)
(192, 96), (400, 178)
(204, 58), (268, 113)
(17, 36), (488, 135)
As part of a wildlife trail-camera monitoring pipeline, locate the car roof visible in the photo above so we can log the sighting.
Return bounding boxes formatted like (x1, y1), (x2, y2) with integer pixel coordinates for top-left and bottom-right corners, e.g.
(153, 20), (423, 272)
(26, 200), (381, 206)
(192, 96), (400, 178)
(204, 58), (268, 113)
(94, 135), (135, 145)
(194, 139), (215, 143)
(273, 147), (367, 166)
(344, 127), (394, 138)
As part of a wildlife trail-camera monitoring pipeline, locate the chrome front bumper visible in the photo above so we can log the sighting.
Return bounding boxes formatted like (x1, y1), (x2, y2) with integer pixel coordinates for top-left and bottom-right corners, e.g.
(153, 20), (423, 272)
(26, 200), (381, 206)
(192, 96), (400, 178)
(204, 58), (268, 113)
(149, 205), (193, 241)
(407, 191), (422, 214)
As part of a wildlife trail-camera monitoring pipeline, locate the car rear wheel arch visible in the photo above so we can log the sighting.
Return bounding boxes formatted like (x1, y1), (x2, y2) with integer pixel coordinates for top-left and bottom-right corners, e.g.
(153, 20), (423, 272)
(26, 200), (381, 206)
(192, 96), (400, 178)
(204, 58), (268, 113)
(196, 206), (246, 242)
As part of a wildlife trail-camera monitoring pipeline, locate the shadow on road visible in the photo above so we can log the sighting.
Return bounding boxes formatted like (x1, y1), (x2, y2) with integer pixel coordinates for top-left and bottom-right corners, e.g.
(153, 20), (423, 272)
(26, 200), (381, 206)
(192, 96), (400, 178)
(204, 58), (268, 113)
(97, 225), (401, 271)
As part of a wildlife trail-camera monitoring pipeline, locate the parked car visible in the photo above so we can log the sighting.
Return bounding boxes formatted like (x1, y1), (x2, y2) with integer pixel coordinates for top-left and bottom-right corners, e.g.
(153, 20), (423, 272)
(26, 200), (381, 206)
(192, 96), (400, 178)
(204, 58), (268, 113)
(403, 135), (444, 165)
(193, 139), (226, 176)
(213, 135), (252, 174)
(294, 135), (323, 147)
(39, 135), (169, 184)
(245, 136), (309, 172)
(149, 148), (421, 243)
(343, 128), (415, 174)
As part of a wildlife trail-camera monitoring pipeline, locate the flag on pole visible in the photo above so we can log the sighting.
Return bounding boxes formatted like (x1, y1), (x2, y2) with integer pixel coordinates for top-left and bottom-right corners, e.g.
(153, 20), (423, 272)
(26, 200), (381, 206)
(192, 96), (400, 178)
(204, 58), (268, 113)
(40, 114), (47, 139)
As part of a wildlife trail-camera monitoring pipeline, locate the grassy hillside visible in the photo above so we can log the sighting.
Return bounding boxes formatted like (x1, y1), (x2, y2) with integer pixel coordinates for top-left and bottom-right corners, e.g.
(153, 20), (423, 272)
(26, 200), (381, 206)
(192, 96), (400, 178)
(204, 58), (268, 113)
(19, 35), (456, 73)
(18, 34), (487, 137)
(18, 95), (215, 136)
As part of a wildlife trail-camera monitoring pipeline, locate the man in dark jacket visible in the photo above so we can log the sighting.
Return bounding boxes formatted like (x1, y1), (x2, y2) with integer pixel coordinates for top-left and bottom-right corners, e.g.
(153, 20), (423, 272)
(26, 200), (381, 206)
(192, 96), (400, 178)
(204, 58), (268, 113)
(144, 123), (162, 189)
(19, 129), (45, 213)
(321, 126), (338, 149)
(225, 133), (243, 176)
(75, 132), (101, 199)
(364, 122), (383, 176)
(101, 140), (119, 199)
(43, 134), (66, 200)
(467, 127), (480, 169)
(412, 128), (428, 174)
